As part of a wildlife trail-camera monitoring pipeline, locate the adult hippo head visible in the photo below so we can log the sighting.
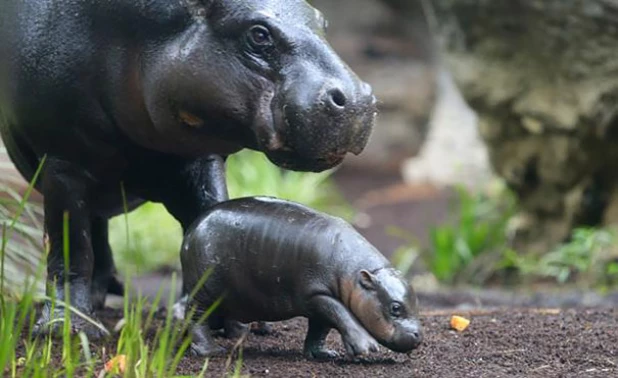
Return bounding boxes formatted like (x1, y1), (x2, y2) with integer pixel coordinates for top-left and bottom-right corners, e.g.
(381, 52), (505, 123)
(143, 0), (376, 172)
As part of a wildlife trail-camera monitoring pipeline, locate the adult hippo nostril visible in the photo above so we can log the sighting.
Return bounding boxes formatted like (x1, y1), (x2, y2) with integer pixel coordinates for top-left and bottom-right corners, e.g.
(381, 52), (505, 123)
(326, 87), (347, 109)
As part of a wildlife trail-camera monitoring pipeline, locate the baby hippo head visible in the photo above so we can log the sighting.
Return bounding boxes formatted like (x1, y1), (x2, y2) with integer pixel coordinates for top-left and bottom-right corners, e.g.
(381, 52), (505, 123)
(350, 268), (423, 353)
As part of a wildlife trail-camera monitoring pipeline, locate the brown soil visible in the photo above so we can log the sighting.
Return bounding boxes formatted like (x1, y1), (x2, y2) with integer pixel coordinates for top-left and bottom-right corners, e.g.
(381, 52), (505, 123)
(176, 307), (617, 378)
(15, 305), (617, 378)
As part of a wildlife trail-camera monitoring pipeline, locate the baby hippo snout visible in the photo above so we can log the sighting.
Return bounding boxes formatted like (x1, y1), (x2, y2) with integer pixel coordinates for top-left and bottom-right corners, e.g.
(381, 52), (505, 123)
(390, 320), (423, 353)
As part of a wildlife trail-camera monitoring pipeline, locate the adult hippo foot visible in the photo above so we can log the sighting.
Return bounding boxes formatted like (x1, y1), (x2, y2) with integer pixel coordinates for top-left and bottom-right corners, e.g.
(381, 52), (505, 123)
(32, 303), (110, 340)
(250, 321), (274, 336)
(91, 273), (125, 310)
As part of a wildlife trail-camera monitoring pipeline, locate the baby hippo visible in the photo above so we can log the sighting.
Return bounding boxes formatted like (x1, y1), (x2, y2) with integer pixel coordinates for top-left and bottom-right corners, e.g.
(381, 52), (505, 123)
(180, 196), (423, 359)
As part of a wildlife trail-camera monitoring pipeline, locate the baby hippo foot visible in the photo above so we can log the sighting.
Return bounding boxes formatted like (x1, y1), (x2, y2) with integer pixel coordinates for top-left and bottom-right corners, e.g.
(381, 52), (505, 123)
(190, 341), (227, 357)
(190, 323), (226, 357)
(343, 329), (380, 359)
(32, 302), (110, 340)
(303, 319), (339, 361)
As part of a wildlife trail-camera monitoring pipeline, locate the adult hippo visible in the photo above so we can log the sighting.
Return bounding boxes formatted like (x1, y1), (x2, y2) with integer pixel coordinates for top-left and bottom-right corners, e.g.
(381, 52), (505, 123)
(0, 0), (376, 337)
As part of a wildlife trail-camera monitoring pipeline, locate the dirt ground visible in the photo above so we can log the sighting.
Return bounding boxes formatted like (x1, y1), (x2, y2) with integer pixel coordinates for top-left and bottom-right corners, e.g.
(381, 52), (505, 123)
(171, 307), (618, 378)
(93, 168), (616, 377)
(16, 304), (617, 378)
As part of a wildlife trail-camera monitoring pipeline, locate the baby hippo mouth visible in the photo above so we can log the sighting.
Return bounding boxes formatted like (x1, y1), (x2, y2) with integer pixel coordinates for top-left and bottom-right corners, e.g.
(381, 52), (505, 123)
(382, 320), (423, 353)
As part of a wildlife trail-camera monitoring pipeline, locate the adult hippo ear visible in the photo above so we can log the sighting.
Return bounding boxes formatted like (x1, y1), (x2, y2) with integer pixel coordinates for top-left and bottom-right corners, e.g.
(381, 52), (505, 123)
(142, 0), (377, 172)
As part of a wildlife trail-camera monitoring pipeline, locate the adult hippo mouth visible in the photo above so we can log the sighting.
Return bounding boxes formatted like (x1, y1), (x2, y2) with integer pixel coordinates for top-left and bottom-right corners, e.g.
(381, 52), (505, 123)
(254, 71), (378, 173)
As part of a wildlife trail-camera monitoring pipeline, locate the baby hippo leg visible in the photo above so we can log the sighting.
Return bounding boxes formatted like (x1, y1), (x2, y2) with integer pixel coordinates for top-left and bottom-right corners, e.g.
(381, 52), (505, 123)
(190, 322), (226, 357)
(303, 318), (339, 360)
(224, 320), (273, 338)
(187, 303), (226, 357)
(307, 295), (380, 358)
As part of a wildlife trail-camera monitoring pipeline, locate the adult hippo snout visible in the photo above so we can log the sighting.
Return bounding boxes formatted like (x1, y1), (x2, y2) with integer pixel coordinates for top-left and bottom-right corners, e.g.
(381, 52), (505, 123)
(269, 64), (377, 172)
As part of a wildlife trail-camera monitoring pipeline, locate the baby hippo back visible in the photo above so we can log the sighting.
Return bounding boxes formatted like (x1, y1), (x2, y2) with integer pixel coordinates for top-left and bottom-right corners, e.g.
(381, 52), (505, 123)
(181, 197), (380, 321)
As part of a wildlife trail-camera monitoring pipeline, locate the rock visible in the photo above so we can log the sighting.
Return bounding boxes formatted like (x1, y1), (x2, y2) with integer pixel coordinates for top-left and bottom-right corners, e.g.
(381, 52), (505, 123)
(430, 0), (618, 252)
(401, 68), (493, 191)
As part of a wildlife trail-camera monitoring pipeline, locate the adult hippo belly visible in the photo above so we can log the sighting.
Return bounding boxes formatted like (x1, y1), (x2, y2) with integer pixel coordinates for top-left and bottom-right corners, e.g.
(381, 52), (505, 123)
(0, 0), (376, 337)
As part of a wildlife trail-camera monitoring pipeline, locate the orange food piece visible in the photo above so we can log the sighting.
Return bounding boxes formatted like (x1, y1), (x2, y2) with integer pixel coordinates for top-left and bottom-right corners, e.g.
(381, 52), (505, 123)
(104, 354), (127, 374)
(450, 315), (470, 332)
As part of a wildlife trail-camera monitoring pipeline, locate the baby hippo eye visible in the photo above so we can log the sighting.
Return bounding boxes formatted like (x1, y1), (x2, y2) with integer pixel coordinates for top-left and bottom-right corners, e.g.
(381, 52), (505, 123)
(390, 302), (403, 317)
(248, 25), (272, 47)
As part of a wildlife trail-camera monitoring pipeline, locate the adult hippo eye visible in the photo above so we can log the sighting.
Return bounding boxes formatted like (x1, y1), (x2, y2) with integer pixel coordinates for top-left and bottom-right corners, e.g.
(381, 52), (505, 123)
(390, 302), (403, 318)
(247, 25), (273, 49)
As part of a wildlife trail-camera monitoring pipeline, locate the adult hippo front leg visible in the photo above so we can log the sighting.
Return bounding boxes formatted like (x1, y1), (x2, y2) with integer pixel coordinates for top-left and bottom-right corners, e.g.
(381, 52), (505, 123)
(90, 217), (124, 310)
(128, 154), (229, 306)
(139, 154), (272, 337)
(33, 157), (108, 339)
(154, 155), (229, 231)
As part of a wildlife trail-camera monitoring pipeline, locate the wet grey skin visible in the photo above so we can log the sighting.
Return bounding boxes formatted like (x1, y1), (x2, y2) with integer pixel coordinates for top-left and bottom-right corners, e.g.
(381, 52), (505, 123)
(181, 196), (423, 359)
(0, 0), (377, 337)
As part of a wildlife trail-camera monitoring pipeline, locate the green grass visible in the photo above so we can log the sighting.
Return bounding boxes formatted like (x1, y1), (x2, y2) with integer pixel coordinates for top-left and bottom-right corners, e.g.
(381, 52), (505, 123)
(0, 272), (232, 378)
(390, 181), (618, 289)
(502, 227), (618, 290)
(423, 183), (517, 285)
(108, 149), (352, 276)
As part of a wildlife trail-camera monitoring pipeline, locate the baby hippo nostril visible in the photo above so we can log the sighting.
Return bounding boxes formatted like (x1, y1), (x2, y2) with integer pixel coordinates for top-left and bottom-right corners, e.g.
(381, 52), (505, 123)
(412, 329), (422, 343)
(410, 326), (423, 347)
(327, 88), (347, 109)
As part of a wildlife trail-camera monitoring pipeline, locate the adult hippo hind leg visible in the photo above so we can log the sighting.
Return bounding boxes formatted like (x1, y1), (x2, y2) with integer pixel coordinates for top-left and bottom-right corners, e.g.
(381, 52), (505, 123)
(33, 157), (109, 339)
(303, 318), (339, 360)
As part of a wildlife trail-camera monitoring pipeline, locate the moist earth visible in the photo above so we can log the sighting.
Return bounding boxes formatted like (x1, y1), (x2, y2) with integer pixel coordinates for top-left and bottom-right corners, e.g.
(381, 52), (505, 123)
(14, 305), (617, 378)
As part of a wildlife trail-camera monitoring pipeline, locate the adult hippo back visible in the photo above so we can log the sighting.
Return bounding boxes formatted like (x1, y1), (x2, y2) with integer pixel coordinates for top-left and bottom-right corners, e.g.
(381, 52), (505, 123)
(0, 0), (376, 337)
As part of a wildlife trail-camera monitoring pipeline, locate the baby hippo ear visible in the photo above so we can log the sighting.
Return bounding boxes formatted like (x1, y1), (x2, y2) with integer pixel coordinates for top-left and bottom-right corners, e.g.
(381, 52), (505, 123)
(359, 270), (377, 291)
